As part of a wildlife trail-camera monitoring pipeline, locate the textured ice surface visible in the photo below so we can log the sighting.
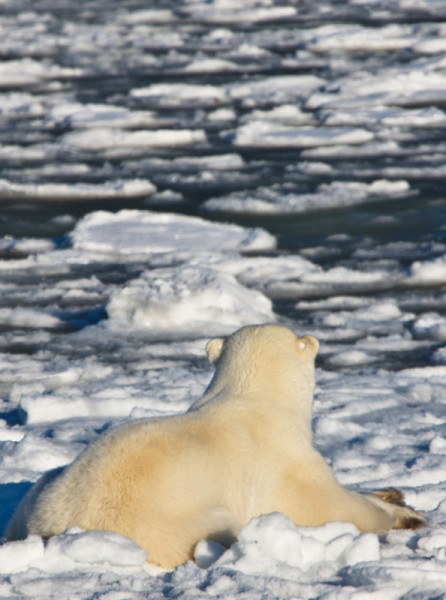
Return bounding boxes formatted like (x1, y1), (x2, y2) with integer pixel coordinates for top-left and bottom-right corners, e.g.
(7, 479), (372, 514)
(71, 209), (276, 258)
(106, 265), (274, 336)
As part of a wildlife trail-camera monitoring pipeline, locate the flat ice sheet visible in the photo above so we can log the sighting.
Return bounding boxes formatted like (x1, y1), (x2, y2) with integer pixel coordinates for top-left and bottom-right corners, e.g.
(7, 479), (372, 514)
(71, 209), (276, 257)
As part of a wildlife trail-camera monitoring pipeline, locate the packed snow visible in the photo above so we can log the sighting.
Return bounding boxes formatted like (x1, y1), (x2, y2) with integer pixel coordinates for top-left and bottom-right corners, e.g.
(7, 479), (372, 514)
(1, 0), (446, 598)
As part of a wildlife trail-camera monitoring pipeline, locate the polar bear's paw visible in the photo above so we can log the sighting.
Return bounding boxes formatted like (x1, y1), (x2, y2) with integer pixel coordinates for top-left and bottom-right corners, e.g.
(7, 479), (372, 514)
(372, 487), (425, 530)
(371, 487), (405, 506)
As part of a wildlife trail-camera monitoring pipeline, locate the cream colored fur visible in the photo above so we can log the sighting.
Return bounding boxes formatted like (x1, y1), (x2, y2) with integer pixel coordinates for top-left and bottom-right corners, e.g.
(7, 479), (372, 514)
(5, 324), (424, 568)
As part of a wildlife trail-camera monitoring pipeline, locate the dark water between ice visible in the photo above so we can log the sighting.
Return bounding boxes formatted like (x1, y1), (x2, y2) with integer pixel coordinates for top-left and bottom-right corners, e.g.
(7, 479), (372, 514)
(1, 0), (446, 371)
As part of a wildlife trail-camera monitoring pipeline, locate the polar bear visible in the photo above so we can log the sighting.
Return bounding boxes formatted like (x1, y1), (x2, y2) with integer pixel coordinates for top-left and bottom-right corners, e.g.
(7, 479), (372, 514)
(5, 324), (424, 568)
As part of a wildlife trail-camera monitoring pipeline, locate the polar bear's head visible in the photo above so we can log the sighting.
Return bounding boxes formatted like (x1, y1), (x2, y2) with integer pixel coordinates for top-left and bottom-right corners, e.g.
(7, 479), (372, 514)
(204, 324), (319, 412)
(206, 323), (318, 366)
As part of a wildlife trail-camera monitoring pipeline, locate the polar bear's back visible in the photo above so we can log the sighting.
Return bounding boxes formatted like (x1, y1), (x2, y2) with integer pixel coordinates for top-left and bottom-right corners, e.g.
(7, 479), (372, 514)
(8, 406), (277, 565)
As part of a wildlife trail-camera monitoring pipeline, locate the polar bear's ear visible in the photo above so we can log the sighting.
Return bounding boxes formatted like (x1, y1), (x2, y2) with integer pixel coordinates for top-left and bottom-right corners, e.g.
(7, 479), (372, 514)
(206, 338), (225, 363)
(297, 335), (319, 358)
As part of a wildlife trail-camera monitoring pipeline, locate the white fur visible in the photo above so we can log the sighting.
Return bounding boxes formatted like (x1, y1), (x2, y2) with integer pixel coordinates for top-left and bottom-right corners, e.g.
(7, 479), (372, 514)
(5, 324), (424, 568)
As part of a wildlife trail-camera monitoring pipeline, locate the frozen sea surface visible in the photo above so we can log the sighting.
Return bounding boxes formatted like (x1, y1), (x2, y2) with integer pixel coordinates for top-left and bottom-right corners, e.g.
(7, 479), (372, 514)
(1, 0), (446, 598)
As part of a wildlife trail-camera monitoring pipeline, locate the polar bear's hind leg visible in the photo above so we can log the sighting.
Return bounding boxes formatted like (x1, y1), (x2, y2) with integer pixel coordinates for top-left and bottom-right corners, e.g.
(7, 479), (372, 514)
(371, 488), (425, 530)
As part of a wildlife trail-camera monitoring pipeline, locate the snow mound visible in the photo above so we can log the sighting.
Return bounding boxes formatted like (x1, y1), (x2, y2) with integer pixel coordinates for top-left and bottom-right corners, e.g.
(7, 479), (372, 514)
(0, 529), (148, 574)
(197, 513), (380, 573)
(0, 536), (45, 574)
(45, 528), (148, 568)
(106, 265), (274, 337)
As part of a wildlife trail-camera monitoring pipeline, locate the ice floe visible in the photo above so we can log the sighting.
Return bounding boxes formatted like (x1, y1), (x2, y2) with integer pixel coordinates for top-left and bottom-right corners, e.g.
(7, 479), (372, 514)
(71, 209), (276, 259)
(0, 179), (156, 201)
(106, 265), (274, 337)
(203, 180), (412, 214)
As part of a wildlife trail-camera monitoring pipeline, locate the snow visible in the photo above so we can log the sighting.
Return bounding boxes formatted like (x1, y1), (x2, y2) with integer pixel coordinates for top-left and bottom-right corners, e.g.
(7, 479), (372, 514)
(409, 256), (446, 286)
(46, 103), (159, 129)
(183, 2), (297, 24)
(232, 122), (374, 149)
(306, 64), (446, 111)
(0, 58), (82, 88)
(71, 209), (276, 259)
(203, 180), (412, 214)
(0, 308), (62, 329)
(130, 83), (229, 107)
(0, 536), (45, 574)
(413, 314), (446, 341)
(227, 75), (324, 105)
(106, 265), (274, 336)
(1, 0), (446, 598)
(62, 128), (207, 152)
(0, 179), (156, 201)
(211, 514), (380, 574)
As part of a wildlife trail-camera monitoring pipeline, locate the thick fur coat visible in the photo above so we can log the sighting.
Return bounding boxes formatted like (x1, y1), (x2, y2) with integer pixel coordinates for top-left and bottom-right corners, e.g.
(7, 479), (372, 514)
(5, 324), (424, 568)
